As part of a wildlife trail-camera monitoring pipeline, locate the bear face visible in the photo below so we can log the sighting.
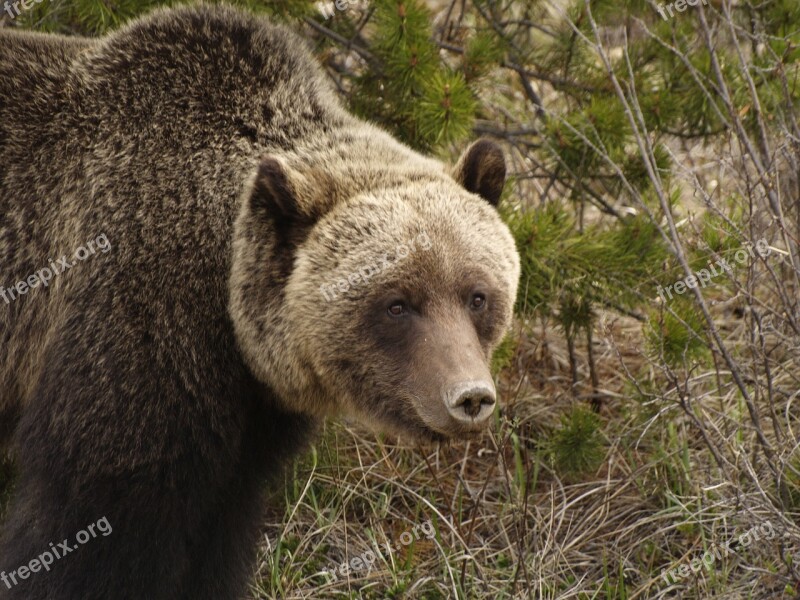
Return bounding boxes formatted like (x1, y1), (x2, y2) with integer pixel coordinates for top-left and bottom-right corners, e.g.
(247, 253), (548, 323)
(231, 139), (520, 442)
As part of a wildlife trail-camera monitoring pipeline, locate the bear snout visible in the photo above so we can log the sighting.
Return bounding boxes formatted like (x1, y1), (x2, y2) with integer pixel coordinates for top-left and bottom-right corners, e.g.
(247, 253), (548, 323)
(444, 381), (497, 426)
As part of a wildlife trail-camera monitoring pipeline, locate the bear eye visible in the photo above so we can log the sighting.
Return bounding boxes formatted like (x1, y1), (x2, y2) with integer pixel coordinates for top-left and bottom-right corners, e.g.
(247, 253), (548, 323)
(387, 301), (407, 317)
(470, 293), (487, 310)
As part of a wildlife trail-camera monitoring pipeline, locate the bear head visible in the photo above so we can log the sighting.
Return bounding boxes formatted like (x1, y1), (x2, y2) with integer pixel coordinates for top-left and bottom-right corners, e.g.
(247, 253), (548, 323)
(230, 138), (520, 442)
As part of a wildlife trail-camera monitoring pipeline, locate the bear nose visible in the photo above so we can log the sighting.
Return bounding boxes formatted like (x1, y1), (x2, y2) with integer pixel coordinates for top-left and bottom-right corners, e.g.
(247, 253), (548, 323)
(445, 382), (496, 425)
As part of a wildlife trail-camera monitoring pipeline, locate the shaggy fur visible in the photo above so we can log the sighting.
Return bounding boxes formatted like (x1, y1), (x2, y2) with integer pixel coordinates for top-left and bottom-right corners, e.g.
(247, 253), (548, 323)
(0, 4), (520, 599)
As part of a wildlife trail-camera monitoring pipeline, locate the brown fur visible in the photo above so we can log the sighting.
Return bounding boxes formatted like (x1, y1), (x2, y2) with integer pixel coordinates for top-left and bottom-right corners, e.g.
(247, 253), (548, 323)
(0, 4), (519, 598)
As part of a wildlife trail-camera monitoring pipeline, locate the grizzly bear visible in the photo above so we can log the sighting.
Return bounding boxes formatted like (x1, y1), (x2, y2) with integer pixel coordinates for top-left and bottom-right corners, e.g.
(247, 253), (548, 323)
(0, 4), (520, 599)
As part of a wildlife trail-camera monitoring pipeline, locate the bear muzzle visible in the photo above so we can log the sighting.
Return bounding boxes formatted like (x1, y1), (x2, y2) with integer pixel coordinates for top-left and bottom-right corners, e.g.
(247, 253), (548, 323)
(444, 381), (496, 427)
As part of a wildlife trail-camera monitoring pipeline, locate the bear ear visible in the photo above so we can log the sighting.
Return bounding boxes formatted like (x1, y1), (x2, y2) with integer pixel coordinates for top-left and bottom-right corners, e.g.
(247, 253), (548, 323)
(249, 156), (302, 222)
(452, 139), (507, 207)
